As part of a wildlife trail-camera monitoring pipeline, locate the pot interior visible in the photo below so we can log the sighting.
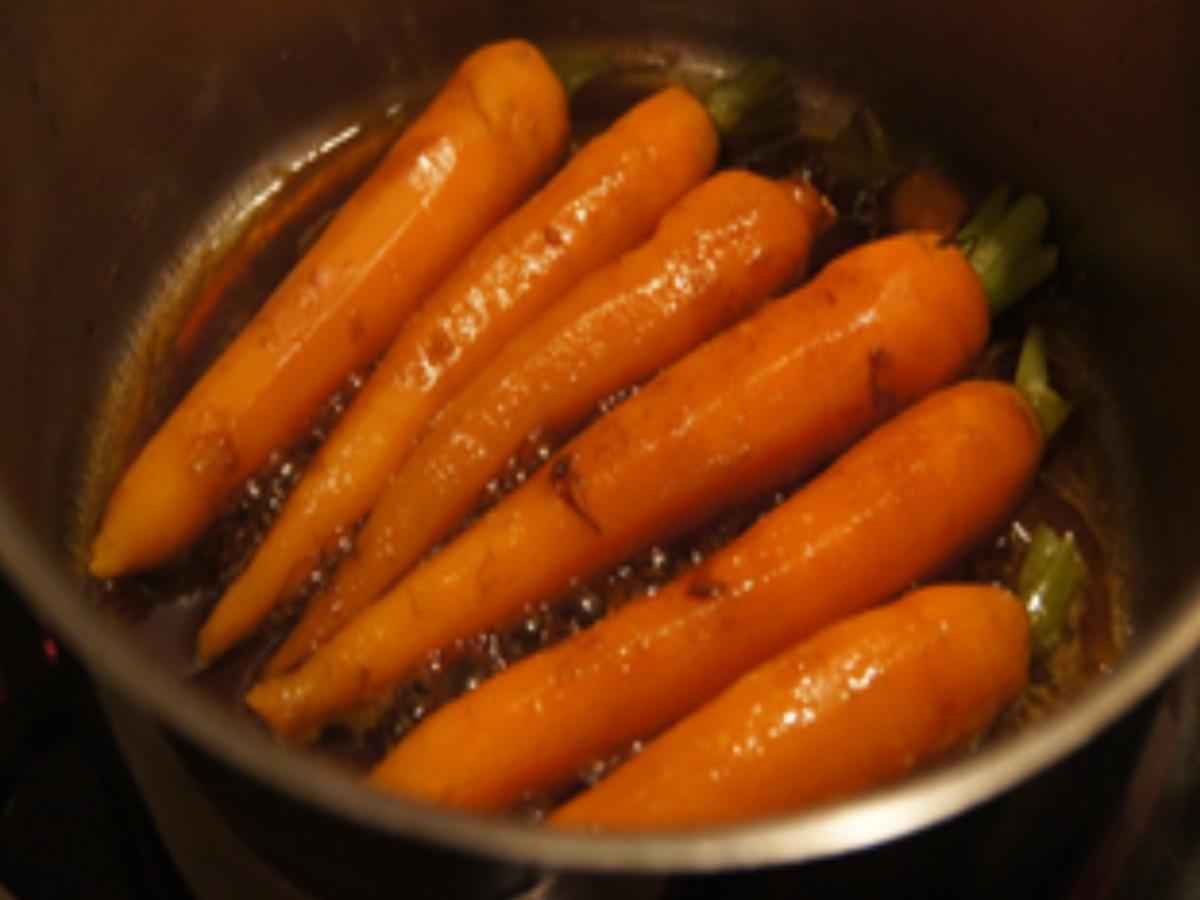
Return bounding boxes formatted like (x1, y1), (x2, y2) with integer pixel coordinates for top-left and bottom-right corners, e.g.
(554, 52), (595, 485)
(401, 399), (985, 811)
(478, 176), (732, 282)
(2, 0), (1199, 871)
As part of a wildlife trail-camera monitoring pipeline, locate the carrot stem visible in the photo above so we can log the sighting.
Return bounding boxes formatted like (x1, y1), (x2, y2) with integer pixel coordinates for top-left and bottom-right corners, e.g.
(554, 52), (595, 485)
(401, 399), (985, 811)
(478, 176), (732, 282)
(702, 57), (795, 145)
(551, 54), (796, 146)
(957, 187), (1058, 315)
(956, 186), (1010, 245)
(1015, 325), (1071, 438)
(546, 49), (613, 98)
(1018, 524), (1087, 657)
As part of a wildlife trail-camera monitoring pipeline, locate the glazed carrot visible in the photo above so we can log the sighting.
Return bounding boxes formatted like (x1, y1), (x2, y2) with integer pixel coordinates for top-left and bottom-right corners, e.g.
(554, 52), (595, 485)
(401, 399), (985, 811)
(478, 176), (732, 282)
(264, 171), (828, 676)
(366, 381), (1042, 810)
(89, 40), (569, 578)
(550, 584), (1029, 830)
(243, 221), (1007, 740)
(889, 163), (969, 237)
(196, 86), (720, 663)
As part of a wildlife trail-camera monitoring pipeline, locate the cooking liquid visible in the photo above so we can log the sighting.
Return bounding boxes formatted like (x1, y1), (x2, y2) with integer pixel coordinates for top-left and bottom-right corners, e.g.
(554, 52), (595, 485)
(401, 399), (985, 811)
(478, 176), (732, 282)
(89, 59), (1127, 812)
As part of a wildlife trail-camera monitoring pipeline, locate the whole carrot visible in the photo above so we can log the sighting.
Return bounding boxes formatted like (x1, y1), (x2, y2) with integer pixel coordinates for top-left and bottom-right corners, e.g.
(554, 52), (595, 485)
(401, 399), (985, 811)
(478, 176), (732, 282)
(89, 40), (569, 578)
(366, 381), (1042, 809)
(264, 171), (829, 676)
(196, 85), (721, 663)
(549, 584), (1030, 830)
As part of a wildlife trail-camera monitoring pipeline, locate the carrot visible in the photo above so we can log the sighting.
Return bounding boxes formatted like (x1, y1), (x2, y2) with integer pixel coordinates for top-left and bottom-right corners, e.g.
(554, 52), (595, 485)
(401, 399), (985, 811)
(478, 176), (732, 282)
(243, 224), (1000, 740)
(889, 163), (969, 237)
(88, 40), (569, 578)
(549, 584), (1030, 830)
(196, 86), (720, 663)
(366, 381), (1042, 810)
(263, 171), (829, 677)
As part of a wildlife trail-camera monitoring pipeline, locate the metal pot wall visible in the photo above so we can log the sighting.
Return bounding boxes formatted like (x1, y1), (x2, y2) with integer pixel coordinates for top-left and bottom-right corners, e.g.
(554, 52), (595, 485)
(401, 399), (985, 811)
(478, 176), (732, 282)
(2, 0), (1200, 891)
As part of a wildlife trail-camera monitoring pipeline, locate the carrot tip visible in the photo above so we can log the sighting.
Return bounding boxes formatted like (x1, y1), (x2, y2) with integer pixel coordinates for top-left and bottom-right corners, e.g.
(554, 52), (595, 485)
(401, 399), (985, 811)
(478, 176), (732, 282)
(194, 636), (218, 667)
(775, 175), (837, 239)
(87, 533), (125, 580)
(264, 633), (310, 678)
(195, 615), (237, 666)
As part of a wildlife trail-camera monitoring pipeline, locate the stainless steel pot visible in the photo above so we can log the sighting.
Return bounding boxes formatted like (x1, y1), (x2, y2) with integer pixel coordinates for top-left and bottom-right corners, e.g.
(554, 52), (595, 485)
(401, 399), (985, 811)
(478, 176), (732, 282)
(2, 0), (1200, 887)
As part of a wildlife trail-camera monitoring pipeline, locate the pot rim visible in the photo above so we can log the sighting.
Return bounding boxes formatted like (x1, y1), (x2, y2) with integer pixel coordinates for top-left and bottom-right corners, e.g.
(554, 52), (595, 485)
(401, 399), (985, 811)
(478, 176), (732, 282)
(4, 486), (1199, 871)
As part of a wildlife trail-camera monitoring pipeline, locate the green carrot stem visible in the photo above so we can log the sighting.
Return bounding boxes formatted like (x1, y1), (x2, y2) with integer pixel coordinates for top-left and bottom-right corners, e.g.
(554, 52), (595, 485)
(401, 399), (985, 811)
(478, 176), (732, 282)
(546, 50), (614, 98)
(1015, 326), (1071, 439)
(1017, 524), (1061, 597)
(956, 186), (1011, 246)
(549, 53), (796, 145)
(1018, 524), (1087, 657)
(956, 187), (1059, 315)
(702, 57), (795, 143)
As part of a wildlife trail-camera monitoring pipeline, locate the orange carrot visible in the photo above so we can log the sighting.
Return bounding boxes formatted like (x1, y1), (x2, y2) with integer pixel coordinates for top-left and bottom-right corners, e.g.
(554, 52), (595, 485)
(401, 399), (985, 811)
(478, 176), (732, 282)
(889, 163), (969, 237)
(89, 40), (568, 578)
(367, 382), (1041, 810)
(196, 86), (719, 663)
(264, 171), (827, 676)
(245, 235), (995, 740)
(549, 583), (1029, 830)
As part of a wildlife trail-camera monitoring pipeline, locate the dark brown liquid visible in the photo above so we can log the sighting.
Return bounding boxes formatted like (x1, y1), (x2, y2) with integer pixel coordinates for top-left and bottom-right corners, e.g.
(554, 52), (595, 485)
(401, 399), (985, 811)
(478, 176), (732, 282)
(89, 60), (1126, 812)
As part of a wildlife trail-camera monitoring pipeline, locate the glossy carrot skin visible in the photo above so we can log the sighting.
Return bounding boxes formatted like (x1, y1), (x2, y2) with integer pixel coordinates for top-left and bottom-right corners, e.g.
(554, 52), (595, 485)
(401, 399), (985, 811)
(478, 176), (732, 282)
(367, 382), (1041, 810)
(196, 86), (719, 663)
(550, 584), (1030, 830)
(245, 237), (994, 741)
(89, 40), (568, 578)
(265, 171), (825, 676)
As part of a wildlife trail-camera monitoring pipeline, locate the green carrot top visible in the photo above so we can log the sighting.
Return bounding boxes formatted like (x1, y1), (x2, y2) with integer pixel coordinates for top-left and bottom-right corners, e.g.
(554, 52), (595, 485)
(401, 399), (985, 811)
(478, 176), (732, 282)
(957, 186), (1059, 315)
(1015, 325), (1071, 439)
(702, 58), (796, 144)
(546, 50), (614, 98)
(1018, 523), (1087, 658)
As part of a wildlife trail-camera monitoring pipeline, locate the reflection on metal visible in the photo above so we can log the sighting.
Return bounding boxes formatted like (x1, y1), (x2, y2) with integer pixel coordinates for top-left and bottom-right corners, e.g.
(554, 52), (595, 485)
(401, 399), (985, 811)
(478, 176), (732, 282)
(98, 687), (311, 900)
